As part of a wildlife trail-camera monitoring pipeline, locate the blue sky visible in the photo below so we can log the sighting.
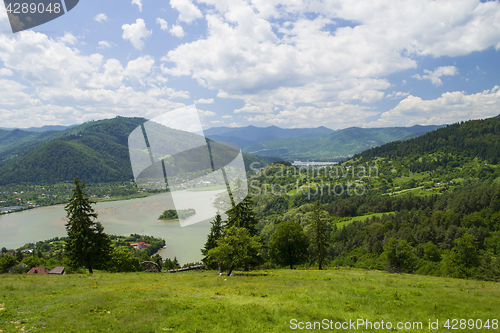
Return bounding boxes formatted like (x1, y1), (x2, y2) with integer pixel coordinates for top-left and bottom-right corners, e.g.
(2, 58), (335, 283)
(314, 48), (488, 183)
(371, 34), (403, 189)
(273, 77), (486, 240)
(0, 0), (500, 130)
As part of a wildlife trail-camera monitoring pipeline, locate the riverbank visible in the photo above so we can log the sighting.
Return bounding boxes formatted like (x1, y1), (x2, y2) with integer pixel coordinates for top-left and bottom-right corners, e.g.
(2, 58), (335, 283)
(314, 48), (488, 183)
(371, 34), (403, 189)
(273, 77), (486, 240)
(0, 189), (225, 264)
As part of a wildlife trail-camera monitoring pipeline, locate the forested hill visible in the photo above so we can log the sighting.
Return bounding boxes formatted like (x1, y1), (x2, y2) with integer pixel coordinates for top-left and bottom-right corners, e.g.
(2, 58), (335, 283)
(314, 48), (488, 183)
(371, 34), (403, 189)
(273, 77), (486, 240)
(0, 117), (273, 185)
(354, 116), (500, 165)
(242, 125), (442, 160)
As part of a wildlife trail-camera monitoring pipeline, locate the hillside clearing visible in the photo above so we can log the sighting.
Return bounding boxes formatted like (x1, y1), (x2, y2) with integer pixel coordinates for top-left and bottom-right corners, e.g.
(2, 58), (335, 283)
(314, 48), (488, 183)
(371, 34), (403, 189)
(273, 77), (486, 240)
(1, 269), (498, 332)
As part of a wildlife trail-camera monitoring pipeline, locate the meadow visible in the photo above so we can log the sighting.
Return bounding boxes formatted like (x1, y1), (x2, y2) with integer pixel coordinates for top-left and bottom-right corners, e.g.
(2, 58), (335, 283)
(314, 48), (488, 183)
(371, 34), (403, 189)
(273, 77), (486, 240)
(1, 269), (499, 332)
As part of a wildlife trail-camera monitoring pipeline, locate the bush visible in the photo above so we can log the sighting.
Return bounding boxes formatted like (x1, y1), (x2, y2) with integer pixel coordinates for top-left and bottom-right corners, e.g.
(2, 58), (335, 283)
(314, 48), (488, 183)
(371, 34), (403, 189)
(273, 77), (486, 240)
(0, 255), (18, 273)
(9, 264), (29, 274)
(106, 247), (140, 273)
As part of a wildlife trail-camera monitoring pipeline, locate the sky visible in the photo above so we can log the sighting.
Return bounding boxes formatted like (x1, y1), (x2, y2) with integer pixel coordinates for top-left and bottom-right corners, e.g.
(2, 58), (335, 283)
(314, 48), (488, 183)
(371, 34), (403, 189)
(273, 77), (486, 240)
(0, 0), (500, 130)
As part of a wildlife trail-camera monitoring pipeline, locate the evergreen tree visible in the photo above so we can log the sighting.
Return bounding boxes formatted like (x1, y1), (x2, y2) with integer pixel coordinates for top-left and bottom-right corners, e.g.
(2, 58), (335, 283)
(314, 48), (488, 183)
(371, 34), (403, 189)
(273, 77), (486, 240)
(201, 213), (225, 271)
(65, 177), (111, 274)
(226, 196), (259, 236)
(307, 200), (331, 270)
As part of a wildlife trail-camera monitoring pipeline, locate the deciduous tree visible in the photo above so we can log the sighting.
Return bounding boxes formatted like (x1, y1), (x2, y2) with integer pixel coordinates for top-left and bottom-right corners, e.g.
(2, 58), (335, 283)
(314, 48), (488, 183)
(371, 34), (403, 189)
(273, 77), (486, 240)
(269, 221), (309, 269)
(207, 227), (262, 276)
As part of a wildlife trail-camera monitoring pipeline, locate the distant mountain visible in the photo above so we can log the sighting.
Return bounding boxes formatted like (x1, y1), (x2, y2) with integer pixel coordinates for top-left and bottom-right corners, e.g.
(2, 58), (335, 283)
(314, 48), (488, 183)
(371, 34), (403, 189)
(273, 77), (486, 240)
(242, 125), (443, 160)
(205, 125), (334, 149)
(0, 124), (78, 132)
(0, 117), (275, 185)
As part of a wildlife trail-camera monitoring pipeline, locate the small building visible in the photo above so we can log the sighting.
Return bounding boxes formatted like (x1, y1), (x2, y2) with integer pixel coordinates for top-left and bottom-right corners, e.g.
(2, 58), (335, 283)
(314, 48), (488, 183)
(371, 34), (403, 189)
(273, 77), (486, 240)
(130, 242), (149, 249)
(27, 267), (50, 274)
(48, 266), (65, 275)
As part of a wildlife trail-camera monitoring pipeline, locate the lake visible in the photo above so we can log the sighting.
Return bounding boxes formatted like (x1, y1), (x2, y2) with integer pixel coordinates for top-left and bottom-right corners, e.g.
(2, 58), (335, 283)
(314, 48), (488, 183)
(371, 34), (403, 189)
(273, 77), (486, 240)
(0, 190), (225, 264)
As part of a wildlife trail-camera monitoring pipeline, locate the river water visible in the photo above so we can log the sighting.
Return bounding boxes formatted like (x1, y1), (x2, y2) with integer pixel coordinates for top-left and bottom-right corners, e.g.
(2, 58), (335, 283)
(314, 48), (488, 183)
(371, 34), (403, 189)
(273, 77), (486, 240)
(0, 190), (225, 264)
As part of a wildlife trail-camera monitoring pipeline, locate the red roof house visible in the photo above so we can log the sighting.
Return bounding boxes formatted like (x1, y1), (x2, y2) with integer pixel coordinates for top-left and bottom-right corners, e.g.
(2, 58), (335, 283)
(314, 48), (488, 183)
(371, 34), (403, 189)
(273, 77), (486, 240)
(130, 242), (149, 249)
(27, 267), (50, 274)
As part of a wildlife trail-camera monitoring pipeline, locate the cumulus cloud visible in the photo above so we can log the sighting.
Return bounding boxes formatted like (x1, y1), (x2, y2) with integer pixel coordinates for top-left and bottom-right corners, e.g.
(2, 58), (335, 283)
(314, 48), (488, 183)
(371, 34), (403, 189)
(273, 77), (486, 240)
(0, 31), (189, 127)
(413, 66), (459, 86)
(124, 56), (155, 85)
(160, 0), (500, 127)
(132, 0), (143, 11)
(169, 24), (185, 38)
(57, 33), (78, 45)
(122, 19), (152, 50)
(385, 91), (410, 99)
(94, 13), (108, 23)
(0, 68), (13, 76)
(170, 0), (203, 23)
(97, 40), (117, 49)
(372, 86), (500, 127)
(157, 18), (168, 31)
(194, 98), (214, 104)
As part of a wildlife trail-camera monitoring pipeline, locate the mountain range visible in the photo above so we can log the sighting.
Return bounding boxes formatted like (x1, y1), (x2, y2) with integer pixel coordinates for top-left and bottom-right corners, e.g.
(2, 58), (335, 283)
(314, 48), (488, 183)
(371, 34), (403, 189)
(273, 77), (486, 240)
(0, 118), (446, 185)
(0, 118), (273, 186)
(241, 125), (444, 160)
(204, 125), (334, 149)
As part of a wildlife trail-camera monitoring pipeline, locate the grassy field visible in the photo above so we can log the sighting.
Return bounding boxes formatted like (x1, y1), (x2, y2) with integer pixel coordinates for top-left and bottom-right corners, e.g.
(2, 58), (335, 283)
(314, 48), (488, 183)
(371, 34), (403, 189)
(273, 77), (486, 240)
(1, 269), (499, 332)
(336, 212), (396, 228)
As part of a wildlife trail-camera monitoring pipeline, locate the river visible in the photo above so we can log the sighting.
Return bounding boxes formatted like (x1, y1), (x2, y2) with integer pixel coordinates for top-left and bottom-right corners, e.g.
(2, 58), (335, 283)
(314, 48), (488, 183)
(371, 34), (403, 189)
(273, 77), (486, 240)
(0, 190), (225, 264)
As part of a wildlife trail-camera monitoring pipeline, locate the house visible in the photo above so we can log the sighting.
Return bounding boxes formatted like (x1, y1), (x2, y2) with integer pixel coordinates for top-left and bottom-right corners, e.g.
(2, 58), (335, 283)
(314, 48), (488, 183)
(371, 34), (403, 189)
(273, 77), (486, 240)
(130, 242), (149, 249)
(27, 267), (50, 274)
(48, 266), (65, 275)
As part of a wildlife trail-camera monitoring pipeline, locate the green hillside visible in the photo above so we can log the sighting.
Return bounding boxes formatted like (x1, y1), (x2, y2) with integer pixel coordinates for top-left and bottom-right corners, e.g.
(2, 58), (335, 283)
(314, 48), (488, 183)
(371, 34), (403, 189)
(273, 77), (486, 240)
(248, 115), (500, 281)
(1, 269), (499, 332)
(355, 117), (500, 165)
(0, 117), (274, 186)
(242, 125), (442, 160)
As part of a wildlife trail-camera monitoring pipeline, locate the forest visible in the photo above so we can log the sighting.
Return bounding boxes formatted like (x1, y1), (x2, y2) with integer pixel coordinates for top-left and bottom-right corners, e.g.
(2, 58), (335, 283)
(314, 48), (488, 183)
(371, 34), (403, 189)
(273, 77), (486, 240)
(198, 116), (500, 281)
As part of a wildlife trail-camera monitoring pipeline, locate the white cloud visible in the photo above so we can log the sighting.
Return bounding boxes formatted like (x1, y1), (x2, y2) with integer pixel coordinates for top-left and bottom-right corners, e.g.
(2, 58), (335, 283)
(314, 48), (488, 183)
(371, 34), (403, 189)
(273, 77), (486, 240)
(0, 79), (42, 107)
(413, 66), (459, 86)
(97, 40), (117, 49)
(170, 0), (203, 23)
(372, 86), (500, 127)
(132, 0), (143, 11)
(57, 33), (78, 45)
(385, 91), (410, 99)
(94, 13), (108, 23)
(122, 19), (152, 50)
(157, 18), (168, 31)
(124, 56), (155, 85)
(161, 0), (500, 127)
(0, 31), (189, 127)
(198, 110), (216, 116)
(194, 98), (214, 104)
(0, 68), (13, 76)
(169, 24), (185, 38)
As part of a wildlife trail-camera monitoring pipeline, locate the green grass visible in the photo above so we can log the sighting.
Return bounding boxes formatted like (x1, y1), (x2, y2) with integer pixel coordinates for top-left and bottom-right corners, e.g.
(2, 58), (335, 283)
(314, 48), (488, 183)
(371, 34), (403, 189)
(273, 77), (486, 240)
(2, 269), (498, 332)
(336, 212), (396, 228)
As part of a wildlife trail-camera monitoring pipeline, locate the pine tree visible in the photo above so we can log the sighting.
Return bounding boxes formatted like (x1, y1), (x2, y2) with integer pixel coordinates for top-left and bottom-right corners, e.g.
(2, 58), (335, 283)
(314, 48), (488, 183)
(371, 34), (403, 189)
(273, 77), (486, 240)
(65, 177), (111, 274)
(225, 196), (258, 236)
(201, 213), (225, 271)
(308, 200), (331, 270)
